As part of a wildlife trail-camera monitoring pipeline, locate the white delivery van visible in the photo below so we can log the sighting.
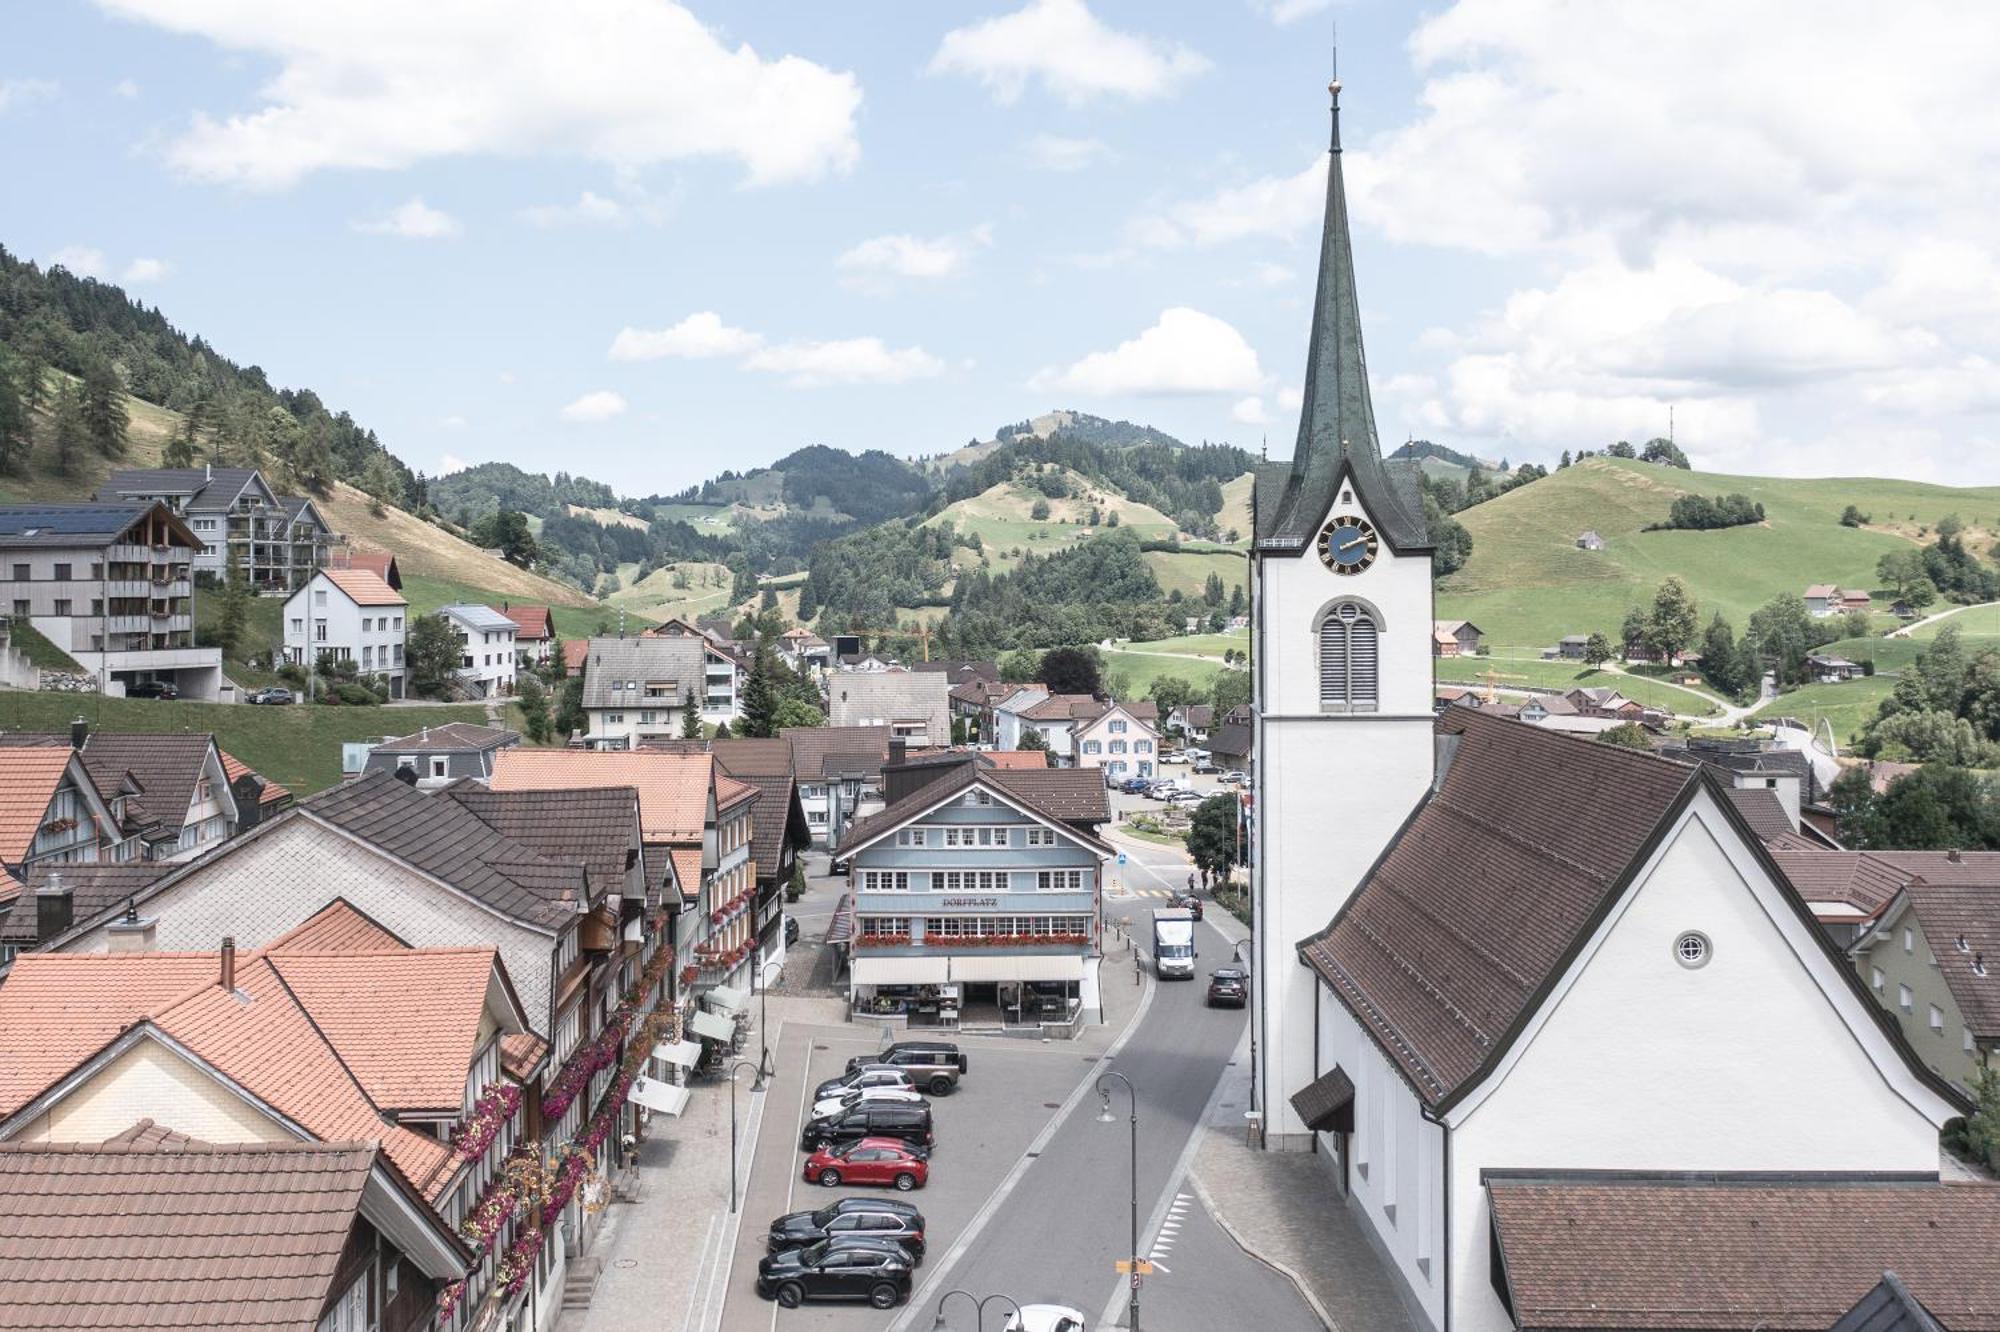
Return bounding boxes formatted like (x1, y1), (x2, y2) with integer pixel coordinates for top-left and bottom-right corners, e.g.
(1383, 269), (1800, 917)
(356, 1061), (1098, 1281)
(1151, 907), (1196, 980)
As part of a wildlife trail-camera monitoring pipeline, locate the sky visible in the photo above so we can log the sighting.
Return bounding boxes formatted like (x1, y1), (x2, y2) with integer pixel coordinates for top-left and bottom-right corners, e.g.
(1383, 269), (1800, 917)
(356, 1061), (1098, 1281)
(6, 0), (2000, 496)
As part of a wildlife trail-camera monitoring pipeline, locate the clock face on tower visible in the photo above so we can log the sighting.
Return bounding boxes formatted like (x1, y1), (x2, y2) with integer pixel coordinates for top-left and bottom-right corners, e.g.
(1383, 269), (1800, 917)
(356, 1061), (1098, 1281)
(1317, 516), (1379, 575)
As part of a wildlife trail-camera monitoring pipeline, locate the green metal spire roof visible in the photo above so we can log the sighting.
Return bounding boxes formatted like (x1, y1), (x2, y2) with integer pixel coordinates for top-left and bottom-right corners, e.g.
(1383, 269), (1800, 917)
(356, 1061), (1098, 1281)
(1255, 82), (1429, 555)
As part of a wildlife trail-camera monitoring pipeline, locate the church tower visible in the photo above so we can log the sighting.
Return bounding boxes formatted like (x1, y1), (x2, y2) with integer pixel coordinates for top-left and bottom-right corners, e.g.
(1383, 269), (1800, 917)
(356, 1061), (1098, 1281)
(1251, 79), (1436, 1149)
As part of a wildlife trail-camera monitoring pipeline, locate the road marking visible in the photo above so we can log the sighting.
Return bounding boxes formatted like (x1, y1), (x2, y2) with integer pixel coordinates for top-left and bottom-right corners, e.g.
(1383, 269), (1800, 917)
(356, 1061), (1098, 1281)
(679, 1213), (721, 1332)
(886, 972), (1163, 1332)
(765, 1017), (815, 1332)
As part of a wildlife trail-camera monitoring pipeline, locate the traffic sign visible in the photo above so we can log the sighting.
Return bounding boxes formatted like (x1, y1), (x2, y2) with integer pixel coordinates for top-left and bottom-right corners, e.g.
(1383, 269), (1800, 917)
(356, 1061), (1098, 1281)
(1132, 1272), (1142, 1290)
(1114, 1260), (1155, 1275)
(1116, 851), (1128, 866)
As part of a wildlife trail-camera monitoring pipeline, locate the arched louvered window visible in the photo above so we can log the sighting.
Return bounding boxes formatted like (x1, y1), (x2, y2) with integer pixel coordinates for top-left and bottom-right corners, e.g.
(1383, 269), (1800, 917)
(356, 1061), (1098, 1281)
(1318, 601), (1380, 712)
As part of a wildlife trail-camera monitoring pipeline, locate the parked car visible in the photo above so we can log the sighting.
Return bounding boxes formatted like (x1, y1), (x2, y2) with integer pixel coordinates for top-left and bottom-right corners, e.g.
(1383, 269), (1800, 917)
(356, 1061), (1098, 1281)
(125, 679), (178, 700)
(1220, 769), (1246, 784)
(768, 1197), (926, 1258)
(756, 1236), (914, 1309)
(246, 686), (294, 705)
(1004, 1306), (1090, 1332)
(812, 1065), (917, 1104)
(810, 1085), (926, 1120)
(798, 1138), (932, 1192)
(1119, 776), (1153, 795)
(1207, 967), (1248, 1008)
(785, 915), (801, 946)
(844, 1041), (966, 1095)
(801, 1101), (935, 1153)
(1166, 790), (1207, 809)
(1168, 891), (1204, 920)
(1191, 758), (1220, 775)
(1158, 751), (1189, 765)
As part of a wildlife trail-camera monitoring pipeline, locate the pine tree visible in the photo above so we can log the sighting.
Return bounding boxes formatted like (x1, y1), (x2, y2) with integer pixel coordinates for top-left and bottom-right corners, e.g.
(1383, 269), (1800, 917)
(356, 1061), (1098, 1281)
(739, 643), (781, 738)
(79, 353), (129, 457)
(681, 688), (704, 739)
(0, 350), (28, 474)
(50, 383), (88, 476)
(163, 393), (209, 468)
(210, 568), (251, 658)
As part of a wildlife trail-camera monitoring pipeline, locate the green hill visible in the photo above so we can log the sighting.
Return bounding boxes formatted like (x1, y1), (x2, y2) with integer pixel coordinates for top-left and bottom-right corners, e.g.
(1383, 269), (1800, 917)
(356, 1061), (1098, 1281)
(1437, 456), (2000, 650)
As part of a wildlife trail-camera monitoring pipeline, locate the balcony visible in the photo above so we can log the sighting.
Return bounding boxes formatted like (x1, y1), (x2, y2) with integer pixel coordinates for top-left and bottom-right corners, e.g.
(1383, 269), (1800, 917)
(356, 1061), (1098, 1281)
(107, 543), (150, 563)
(105, 614), (150, 634)
(103, 579), (150, 598)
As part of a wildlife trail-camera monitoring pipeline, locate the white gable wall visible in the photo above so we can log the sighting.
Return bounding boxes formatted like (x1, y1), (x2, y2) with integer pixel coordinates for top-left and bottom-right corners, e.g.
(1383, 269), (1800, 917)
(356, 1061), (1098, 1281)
(1444, 792), (1954, 1332)
(14, 1037), (293, 1146)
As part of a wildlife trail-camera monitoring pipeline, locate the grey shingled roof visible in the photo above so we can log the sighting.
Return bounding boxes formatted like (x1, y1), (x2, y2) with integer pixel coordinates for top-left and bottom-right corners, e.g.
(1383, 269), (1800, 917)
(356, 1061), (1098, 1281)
(783, 725), (893, 781)
(98, 466), (269, 513)
(0, 503), (177, 548)
(0, 731), (221, 839)
(2, 864), (175, 949)
(827, 672), (951, 741)
(990, 767), (1110, 827)
(1253, 92), (1428, 556)
(1832, 1272), (1949, 1332)
(439, 784), (639, 898)
(583, 636), (706, 711)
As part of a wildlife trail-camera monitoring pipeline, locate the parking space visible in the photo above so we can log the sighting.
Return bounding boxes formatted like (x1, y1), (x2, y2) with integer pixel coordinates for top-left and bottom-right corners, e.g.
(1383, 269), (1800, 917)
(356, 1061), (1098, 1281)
(718, 1021), (1105, 1331)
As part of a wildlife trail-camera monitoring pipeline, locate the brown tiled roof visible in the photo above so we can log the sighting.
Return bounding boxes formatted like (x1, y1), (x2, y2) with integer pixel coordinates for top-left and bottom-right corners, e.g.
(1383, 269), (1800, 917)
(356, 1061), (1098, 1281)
(735, 773), (806, 885)
(1769, 850), (1913, 919)
(320, 567), (405, 607)
(1486, 1175), (2000, 1330)
(1126, 700), (1160, 724)
(370, 721), (519, 754)
(306, 771), (584, 928)
(0, 749), (80, 865)
(262, 898), (408, 955)
(992, 767), (1110, 826)
(561, 639), (589, 676)
(1022, 693), (1101, 722)
(711, 737), (795, 778)
(1725, 787), (1794, 842)
(840, 764), (1113, 859)
(0, 731), (223, 838)
(441, 784), (638, 896)
(0, 1134), (395, 1330)
(3, 863), (173, 949)
(668, 847), (704, 901)
(488, 749), (710, 843)
(1893, 876), (2000, 1040)
(494, 604), (552, 639)
(219, 749), (291, 807)
(501, 1031), (550, 1082)
(1208, 721), (1252, 759)
(716, 771), (758, 811)
(783, 725), (892, 780)
(911, 658), (999, 683)
(1299, 709), (1696, 1105)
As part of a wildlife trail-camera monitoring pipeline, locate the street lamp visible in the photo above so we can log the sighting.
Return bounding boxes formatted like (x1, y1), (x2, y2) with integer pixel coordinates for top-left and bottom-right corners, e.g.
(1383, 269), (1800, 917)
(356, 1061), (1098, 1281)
(1231, 938), (1257, 1114)
(1096, 1070), (1141, 1332)
(755, 934), (775, 1082)
(930, 1289), (1024, 1331)
(727, 1057), (765, 1215)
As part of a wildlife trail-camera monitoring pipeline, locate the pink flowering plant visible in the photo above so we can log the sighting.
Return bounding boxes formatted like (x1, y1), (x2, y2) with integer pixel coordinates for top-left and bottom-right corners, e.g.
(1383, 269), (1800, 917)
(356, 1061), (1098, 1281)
(459, 1180), (523, 1254)
(450, 1081), (522, 1161)
(496, 1228), (545, 1297)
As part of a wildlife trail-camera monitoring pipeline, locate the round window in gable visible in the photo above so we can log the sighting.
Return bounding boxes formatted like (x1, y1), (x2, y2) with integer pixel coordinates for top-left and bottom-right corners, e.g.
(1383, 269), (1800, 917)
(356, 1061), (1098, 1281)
(1674, 931), (1712, 969)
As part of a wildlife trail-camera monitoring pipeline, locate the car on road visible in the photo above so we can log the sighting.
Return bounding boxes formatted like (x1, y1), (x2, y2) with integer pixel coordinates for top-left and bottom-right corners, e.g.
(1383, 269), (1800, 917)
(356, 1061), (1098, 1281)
(1168, 891), (1204, 920)
(844, 1040), (966, 1094)
(1118, 776), (1152, 795)
(1191, 758), (1220, 775)
(245, 686), (294, 705)
(768, 1197), (927, 1258)
(756, 1236), (914, 1309)
(798, 1138), (931, 1192)
(1220, 769), (1246, 784)
(809, 1084), (926, 1120)
(124, 680), (179, 700)
(812, 1065), (918, 1104)
(785, 915), (800, 946)
(1207, 966), (1248, 1008)
(801, 1100), (935, 1153)
(1004, 1306), (1090, 1332)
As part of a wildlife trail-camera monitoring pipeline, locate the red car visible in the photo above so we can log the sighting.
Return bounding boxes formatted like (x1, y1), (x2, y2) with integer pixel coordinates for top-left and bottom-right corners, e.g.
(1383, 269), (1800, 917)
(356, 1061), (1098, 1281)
(802, 1136), (930, 1191)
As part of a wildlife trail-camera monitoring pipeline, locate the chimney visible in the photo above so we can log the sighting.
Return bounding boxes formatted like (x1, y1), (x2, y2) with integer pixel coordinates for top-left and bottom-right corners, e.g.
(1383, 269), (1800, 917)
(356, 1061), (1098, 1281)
(1950, 847), (1964, 863)
(69, 716), (88, 751)
(204, 462), (212, 482)
(219, 937), (236, 992)
(107, 897), (157, 954)
(888, 738), (907, 768)
(35, 873), (73, 943)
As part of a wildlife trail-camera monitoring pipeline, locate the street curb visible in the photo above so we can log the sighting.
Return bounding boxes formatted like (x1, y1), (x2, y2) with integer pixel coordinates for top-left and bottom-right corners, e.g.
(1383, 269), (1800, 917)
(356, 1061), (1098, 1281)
(1185, 1167), (1339, 1332)
(699, 1061), (770, 1332)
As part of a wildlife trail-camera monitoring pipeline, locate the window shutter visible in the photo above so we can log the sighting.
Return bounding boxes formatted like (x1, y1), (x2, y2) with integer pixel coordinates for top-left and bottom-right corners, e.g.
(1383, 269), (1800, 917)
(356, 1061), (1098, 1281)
(1319, 616), (1349, 704)
(1349, 614), (1379, 707)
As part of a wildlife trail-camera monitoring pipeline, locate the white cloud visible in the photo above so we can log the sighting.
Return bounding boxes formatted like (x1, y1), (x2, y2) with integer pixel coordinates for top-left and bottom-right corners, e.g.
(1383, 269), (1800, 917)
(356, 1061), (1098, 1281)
(1277, 385), (1304, 412)
(742, 338), (944, 388)
(1026, 133), (1110, 172)
(1134, 155), (1324, 249)
(95, 0), (862, 190)
(609, 312), (764, 362)
(1232, 396), (1271, 425)
(1031, 308), (1265, 396)
(560, 390), (628, 423)
(439, 453), (470, 474)
(120, 257), (171, 283)
(112, 79), (139, 99)
(49, 246), (108, 278)
(353, 197), (462, 240)
(1247, 260), (1295, 288)
(930, 0), (1208, 105)
(521, 190), (629, 228)
(836, 225), (992, 286)
(1252, 0), (1333, 22)
(0, 78), (57, 113)
(441, 415), (468, 429)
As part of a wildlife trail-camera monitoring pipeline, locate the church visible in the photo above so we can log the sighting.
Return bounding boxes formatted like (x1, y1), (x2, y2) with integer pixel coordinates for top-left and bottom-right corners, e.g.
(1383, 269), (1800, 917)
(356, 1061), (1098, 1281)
(1250, 82), (1996, 1331)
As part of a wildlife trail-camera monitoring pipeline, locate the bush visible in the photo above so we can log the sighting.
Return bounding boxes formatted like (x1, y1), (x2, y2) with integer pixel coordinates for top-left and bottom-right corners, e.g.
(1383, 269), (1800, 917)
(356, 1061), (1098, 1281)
(1030, 498), (1051, 521)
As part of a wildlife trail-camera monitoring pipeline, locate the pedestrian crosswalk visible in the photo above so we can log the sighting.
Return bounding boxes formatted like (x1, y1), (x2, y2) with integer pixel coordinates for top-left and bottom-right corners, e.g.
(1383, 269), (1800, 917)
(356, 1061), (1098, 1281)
(1111, 887), (1180, 899)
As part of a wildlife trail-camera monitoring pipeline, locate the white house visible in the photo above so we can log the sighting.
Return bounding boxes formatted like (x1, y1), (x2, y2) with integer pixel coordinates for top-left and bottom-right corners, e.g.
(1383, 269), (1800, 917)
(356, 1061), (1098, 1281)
(990, 686), (1051, 751)
(1072, 701), (1161, 782)
(438, 603), (518, 698)
(580, 635), (707, 747)
(282, 569), (406, 698)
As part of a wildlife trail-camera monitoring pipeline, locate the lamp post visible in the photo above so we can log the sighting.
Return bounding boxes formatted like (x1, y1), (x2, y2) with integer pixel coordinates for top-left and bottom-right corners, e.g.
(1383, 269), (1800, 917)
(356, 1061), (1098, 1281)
(1231, 937), (1257, 1114)
(756, 926), (775, 1081)
(1096, 1070), (1140, 1332)
(930, 1289), (1023, 1331)
(727, 1057), (764, 1215)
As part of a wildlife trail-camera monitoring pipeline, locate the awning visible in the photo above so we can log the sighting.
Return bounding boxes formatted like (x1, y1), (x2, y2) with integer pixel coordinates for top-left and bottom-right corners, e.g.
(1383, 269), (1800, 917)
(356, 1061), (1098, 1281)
(652, 1039), (702, 1070)
(690, 1008), (737, 1043)
(852, 956), (952, 985)
(1289, 1065), (1355, 1134)
(628, 1076), (692, 1116)
(707, 984), (750, 1013)
(948, 953), (1086, 983)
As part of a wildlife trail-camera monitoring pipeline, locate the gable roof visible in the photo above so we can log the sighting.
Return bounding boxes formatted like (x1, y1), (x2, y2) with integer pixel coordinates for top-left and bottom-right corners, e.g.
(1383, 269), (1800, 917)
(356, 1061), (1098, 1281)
(1725, 787), (1795, 842)
(711, 737), (796, 778)
(316, 568), (405, 608)
(75, 731), (222, 839)
(1021, 693), (1102, 722)
(438, 603), (517, 633)
(0, 501), (198, 550)
(1486, 1175), (2000, 1330)
(989, 767), (1110, 826)
(582, 635), (706, 710)
(494, 604), (552, 639)
(828, 672), (951, 734)
(97, 466), (274, 513)
(0, 1135), (409, 1331)
(3, 863), (174, 950)
(440, 784), (638, 894)
(219, 749), (291, 808)
(487, 748), (710, 844)
(982, 750), (1051, 771)
(838, 763), (1113, 862)
(734, 773), (809, 883)
(263, 898), (408, 955)
(1771, 849), (1917, 921)
(1876, 874), (2000, 1041)
(783, 725), (892, 781)
(369, 721), (519, 755)
(0, 748), (90, 866)
(1833, 1273), (1949, 1332)
(336, 549), (401, 589)
(911, 658), (999, 683)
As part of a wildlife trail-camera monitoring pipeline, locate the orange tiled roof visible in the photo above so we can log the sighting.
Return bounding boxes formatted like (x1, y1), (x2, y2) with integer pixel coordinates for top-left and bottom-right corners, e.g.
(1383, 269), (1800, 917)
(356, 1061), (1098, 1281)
(983, 750), (1051, 770)
(561, 640), (589, 675)
(494, 605), (552, 639)
(501, 1032), (549, 1082)
(319, 568), (406, 607)
(0, 749), (81, 865)
(716, 771), (757, 811)
(263, 899), (406, 954)
(489, 749), (710, 843)
(669, 847), (704, 902)
(217, 749), (291, 807)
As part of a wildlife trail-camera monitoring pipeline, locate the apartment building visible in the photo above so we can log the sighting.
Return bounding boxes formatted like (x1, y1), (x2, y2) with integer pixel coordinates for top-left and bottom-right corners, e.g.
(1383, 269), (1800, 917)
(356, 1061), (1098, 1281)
(283, 568), (407, 698)
(97, 466), (334, 591)
(579, 635), (706, 747)
(439, 604), (518, 698)
(0, 501), (223, 699)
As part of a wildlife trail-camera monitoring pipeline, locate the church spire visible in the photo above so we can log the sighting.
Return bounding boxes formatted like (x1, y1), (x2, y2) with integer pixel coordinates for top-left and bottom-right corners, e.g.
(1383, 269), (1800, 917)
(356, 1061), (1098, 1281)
(1256, 78), (1428, 554)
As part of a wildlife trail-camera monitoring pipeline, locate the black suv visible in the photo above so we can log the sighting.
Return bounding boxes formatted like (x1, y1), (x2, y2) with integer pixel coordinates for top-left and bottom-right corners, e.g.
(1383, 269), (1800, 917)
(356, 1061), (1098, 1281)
(844, 1041), (967, 1095)
(757, 1236), (913, 1310)
(125, 680), (179, 700)
(802, 1101), (935, 1153)
(768, 1198), (926, 1260)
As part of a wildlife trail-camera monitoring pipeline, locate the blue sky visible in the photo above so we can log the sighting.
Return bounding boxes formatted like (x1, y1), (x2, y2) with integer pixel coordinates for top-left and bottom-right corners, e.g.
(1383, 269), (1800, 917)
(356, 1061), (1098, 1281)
(6, 1), (2000, 494)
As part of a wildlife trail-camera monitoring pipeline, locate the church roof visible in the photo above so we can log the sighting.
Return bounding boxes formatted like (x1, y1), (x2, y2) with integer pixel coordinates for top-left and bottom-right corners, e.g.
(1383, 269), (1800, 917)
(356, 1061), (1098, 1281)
(1254, 84), (1428, 556)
